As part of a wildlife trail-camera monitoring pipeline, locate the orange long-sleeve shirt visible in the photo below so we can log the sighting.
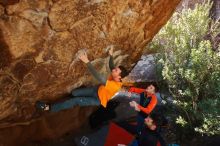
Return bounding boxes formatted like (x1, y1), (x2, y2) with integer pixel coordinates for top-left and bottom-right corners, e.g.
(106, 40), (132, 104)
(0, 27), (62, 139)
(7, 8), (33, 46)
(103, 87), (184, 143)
(129, 87), (158, 114)
(98, 76), (122, 107)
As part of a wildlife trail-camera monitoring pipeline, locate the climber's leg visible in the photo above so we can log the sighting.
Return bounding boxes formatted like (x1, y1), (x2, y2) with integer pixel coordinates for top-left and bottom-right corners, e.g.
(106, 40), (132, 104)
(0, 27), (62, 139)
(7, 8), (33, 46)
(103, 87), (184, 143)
(71, 86), (99, 98)
(50, 96), (100, 112)
(111, 91), (140, 102)
(36, 86), (100, 112)
(49, 86), (100, 112)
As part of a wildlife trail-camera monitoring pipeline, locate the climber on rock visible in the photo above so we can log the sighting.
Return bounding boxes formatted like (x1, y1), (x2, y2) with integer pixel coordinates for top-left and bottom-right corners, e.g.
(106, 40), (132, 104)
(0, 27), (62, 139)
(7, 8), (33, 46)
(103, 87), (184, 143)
(36, 46), (129, 112)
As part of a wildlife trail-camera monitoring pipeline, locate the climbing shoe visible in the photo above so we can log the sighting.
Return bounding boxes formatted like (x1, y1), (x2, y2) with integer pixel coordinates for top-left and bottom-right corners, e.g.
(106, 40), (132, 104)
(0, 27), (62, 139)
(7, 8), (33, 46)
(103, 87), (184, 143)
(36, 101), (50, 111)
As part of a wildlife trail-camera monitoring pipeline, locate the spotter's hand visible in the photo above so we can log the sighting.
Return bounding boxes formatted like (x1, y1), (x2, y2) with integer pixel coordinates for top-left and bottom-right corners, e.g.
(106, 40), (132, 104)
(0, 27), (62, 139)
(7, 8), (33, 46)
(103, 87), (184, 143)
(129, 101), (140, 111)
(129, 101), (136, 107)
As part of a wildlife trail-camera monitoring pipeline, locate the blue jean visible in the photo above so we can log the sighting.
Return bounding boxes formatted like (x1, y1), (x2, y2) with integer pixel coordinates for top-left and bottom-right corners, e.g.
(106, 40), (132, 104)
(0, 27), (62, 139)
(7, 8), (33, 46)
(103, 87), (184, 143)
(50, 86), (100, 112)
(50, 87), (142, 112)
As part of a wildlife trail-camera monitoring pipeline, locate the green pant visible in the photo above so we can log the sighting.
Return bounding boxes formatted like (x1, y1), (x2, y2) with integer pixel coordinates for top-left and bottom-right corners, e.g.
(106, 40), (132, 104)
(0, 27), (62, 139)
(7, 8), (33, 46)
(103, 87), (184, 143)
(50, 86), (100, 112)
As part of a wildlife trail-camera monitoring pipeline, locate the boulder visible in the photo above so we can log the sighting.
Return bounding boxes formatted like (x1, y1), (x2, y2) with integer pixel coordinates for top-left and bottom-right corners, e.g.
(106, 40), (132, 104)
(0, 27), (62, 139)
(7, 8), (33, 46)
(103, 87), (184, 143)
(0, 0), (181, 144)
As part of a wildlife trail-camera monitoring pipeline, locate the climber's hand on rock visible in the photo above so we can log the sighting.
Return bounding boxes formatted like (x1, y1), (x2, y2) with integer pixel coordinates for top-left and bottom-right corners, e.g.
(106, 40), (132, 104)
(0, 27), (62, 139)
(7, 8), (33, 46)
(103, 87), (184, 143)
(109, 45), (114, 56)
(78, 51), (89, 63)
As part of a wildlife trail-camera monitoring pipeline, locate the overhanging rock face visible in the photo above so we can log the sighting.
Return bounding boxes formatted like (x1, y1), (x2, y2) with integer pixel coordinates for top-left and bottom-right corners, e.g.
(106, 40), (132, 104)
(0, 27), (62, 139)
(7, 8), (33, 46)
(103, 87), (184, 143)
(0, 0), (180, 123)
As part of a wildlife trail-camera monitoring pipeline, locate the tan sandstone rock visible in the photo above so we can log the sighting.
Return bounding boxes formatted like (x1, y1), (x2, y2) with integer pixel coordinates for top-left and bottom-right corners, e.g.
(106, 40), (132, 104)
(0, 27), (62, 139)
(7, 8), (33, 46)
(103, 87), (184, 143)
(0, 5), (4, 16)
(0, 0), (180, 122)
(0, 0), (181, 144)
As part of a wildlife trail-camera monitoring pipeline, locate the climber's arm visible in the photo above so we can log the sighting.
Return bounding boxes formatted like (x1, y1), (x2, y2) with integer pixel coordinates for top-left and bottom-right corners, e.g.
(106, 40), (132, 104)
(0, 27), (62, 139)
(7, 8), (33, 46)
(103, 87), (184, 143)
(109, 55), (115, 71)
(86, 62), (106, 84)
(109, 46), (115, 71)
(78, 51), (106, 84)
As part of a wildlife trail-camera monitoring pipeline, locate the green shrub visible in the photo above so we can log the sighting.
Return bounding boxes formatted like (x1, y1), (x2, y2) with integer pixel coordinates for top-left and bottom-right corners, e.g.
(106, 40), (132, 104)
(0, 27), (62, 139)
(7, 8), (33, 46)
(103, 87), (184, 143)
(150, 1), (220, 135)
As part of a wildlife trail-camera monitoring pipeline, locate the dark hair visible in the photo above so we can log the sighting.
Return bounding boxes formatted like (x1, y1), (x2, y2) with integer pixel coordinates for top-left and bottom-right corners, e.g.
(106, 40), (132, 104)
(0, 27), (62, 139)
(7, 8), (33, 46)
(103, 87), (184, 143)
(118, 66), (129, 78)
(146, 82), (159, 92)
(149, 111), (167, 128)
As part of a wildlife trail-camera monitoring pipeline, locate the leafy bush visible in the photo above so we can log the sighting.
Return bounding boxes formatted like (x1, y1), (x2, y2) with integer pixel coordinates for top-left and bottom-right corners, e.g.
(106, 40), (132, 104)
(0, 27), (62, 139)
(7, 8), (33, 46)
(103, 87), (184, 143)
(150, 1), (220, 135)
